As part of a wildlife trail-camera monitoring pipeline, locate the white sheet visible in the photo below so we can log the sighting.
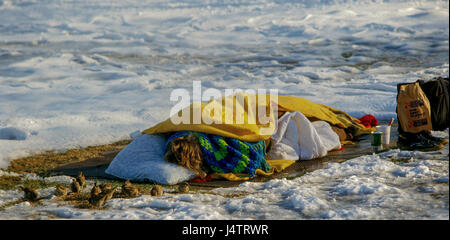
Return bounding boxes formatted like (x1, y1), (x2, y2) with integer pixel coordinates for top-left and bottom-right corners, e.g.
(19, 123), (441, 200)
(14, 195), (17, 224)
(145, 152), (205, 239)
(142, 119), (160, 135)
(267, 111), (341, 161)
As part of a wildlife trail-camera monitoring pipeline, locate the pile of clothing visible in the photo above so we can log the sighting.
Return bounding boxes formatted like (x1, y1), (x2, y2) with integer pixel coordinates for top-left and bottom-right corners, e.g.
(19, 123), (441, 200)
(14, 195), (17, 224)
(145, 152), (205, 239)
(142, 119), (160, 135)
(106, 94), (374, 184)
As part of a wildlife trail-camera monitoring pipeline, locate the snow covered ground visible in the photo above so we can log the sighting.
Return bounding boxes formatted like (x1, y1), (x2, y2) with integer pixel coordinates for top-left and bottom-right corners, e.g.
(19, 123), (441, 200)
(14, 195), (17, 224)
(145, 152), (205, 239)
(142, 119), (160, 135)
(0, 137), (448, 220)
(0, 0), (448, 219)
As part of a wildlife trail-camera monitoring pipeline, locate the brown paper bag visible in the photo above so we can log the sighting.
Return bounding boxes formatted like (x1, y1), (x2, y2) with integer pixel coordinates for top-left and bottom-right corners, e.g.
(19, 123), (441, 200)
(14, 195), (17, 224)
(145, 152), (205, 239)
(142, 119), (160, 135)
(397, 82), (432, 133)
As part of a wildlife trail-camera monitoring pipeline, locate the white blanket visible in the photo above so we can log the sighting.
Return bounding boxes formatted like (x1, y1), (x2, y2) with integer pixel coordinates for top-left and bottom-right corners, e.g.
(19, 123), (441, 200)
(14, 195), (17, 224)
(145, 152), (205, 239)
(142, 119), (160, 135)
(266, 111), (341, 160)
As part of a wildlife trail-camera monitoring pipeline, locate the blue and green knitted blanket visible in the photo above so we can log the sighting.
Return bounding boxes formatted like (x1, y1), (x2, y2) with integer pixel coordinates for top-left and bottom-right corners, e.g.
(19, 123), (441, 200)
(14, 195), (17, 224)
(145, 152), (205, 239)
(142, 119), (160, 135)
(165, 131), (271, 177)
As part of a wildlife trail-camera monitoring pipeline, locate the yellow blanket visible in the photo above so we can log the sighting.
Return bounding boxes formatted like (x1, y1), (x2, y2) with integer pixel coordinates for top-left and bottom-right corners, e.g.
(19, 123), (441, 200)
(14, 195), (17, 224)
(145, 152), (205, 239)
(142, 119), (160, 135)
(142, 93), (373, 181)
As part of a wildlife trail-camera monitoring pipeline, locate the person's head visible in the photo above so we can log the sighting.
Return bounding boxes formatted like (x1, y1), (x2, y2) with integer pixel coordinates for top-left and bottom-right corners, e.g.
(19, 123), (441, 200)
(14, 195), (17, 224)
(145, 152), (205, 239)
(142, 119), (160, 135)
(164, 134), (207, 178)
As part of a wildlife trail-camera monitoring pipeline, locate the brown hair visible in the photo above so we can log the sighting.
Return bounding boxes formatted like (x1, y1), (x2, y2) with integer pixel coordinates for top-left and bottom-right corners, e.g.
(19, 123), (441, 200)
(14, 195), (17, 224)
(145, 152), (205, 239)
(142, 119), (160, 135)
(164, 134), (207, 178)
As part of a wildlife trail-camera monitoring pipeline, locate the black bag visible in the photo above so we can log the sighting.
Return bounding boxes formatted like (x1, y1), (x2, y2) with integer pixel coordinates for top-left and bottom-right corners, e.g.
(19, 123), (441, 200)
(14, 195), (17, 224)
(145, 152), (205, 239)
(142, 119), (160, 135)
(417, 77), (449, 131)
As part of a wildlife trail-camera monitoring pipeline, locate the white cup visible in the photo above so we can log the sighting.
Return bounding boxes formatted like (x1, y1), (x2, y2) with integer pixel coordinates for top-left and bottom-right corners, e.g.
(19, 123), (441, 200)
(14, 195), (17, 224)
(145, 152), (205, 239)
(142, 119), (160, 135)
(375, 125), (391, 145)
